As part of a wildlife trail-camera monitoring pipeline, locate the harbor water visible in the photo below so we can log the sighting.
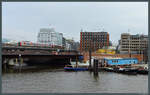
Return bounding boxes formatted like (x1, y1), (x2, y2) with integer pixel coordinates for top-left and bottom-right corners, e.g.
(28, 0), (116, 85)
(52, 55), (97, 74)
(2, 68), (148, 93)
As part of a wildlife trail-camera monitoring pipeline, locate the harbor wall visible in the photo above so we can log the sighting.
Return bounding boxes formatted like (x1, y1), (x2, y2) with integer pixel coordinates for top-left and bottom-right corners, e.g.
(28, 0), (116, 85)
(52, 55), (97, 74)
(82, 52), (144, 62)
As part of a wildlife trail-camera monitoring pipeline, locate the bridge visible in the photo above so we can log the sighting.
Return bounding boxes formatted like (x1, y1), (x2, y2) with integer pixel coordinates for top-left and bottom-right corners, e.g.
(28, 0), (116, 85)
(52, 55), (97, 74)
(2, 45), (83, 69)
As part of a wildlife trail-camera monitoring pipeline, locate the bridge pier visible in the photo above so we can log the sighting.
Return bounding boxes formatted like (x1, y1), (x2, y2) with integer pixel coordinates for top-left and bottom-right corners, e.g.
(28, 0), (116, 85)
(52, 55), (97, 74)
(4, 61), (7, 73)
(15, 58), (18, 64)
(2, 58), (9, 73)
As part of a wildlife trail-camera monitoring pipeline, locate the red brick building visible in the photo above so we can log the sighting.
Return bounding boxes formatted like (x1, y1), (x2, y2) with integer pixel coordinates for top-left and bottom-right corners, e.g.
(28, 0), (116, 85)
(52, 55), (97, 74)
(80, 32), (109, 52)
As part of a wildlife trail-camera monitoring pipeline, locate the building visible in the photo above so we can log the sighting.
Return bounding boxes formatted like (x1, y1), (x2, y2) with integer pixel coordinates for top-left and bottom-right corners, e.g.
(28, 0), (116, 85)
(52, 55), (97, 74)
(96, 49), (116, 55)
(65, 39), (80, 50)
(80, 30), (109, 52)
(62, 37), (66, 47)
(119, 33), (148, 54)
(2, 38), (11, 43)
(102, 57), (138, 66)
(37, 28), (63, 46)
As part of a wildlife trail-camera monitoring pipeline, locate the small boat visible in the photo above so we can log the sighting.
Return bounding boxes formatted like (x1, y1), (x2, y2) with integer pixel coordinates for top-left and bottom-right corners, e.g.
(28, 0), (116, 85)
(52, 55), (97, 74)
(116, 67), (137, 75)
(137, 66), (148, 74)
(64, 65), (88, 71)
(104, 67), (114, 72)
(64, 60), (90, 71)
(137, 69), (148, 74)
(123, 68), (137, 75)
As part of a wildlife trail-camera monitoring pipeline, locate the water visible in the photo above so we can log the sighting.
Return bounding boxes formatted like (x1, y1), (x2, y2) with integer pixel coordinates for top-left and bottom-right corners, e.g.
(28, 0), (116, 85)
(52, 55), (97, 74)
(2, 69), (148, 93)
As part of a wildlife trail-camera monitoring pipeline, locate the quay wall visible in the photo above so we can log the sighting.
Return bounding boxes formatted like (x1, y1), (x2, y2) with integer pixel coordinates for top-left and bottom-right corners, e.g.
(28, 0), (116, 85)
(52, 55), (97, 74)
(82, 52), (144, 62)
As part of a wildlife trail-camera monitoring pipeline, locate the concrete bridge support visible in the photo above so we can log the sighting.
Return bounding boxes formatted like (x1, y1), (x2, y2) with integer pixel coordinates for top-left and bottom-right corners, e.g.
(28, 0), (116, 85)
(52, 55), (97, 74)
(2, 58), (9, 73)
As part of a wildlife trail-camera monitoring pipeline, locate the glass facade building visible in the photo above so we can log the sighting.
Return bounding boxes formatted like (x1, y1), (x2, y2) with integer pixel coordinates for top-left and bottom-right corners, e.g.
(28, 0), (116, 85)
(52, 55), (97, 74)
(37, 28), (63, 46)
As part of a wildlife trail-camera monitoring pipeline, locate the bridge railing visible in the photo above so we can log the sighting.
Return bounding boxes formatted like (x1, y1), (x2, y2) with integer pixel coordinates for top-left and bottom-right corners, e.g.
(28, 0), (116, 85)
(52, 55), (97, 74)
(2, 45), (80, 55)
(2, 50), (80, 55)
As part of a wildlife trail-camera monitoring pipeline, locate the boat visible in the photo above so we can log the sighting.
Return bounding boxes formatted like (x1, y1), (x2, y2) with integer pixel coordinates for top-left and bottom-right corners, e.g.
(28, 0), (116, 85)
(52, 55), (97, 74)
(137, 69), (148, 74)
(123, 68), (137, 75)
(70, 61), (90, 68)
(64, 65), (88, 71)
(104, 67), (114, 72)
(115, 67), (137, 75)
(137, 66), (148, 74)
(64, 61), (90, 71)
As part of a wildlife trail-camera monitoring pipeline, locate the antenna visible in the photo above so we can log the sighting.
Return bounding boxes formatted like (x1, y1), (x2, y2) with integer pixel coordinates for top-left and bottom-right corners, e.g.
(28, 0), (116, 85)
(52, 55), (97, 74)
(81, 29), (83, 32)
(103, 27), (105, 32)
(101, 25), (105, 32)
(97, 25), (101, 32)
(128, 29), (130, 34)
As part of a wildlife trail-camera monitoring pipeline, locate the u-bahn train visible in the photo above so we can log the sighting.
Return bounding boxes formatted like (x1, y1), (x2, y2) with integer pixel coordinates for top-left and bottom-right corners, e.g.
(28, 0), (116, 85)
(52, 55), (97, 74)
(3, 41), (65, 49)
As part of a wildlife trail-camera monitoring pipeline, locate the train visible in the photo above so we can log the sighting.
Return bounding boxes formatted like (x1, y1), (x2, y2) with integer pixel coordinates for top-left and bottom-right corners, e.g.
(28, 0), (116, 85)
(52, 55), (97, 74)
(3, 41), (65, 49)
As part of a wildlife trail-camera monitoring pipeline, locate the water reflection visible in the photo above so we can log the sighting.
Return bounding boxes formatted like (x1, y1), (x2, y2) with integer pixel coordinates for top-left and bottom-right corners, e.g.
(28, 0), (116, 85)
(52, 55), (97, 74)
(2, 69), (148, 93)
(93, 73), (99, 81)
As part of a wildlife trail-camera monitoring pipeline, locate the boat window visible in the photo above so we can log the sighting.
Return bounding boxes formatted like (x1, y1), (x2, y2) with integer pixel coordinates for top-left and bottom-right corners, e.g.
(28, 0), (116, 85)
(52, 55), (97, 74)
(112, 60), (118, 63)
(116, 60), (118, 63)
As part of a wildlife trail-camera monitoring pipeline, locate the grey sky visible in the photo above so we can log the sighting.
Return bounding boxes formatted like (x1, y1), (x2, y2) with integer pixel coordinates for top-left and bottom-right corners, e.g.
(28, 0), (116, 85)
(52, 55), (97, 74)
(2, 2), (148, 45)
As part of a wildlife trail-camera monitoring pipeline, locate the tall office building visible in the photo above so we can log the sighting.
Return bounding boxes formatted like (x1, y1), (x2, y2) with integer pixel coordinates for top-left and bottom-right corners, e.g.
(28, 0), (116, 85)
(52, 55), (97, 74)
(120, 33), (148, 54)
(37, 28), (63, 46)
(80, 30), (109, 52)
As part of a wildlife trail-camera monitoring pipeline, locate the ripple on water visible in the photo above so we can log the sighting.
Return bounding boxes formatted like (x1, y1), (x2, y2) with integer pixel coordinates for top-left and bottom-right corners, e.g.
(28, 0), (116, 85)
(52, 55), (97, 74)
(2, 71), (148, 93)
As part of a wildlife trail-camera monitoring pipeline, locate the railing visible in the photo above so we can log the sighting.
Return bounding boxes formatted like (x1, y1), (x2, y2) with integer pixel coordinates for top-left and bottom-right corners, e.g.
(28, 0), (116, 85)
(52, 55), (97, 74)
(2, 44), (81, 56)
(2, 50), (80, 55)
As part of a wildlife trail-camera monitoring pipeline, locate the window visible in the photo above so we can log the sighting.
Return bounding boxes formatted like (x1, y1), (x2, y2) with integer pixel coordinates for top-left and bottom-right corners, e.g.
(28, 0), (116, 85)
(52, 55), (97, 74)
(112, 60), (118, 63)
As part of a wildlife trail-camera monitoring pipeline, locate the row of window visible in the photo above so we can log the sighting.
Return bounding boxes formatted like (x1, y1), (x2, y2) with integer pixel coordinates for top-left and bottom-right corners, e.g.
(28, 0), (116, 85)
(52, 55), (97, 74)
(81, 46), (103, 48)
(111, 60), (136, 63)
(121, 46), (147, 49)
(121, 44), (147, 46)
(82, 36), (107, 38)
(122, 41), (147, 43)
(82, 32), (107, 35)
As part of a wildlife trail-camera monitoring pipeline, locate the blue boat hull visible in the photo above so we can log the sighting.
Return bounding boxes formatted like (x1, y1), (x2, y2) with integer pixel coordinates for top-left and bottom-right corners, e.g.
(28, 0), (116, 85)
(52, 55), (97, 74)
(64, 67), (88, 71)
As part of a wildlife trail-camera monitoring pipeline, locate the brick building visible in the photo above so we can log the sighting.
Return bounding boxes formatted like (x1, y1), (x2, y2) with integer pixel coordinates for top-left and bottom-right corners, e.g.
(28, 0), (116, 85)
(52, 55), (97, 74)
(80, 31), (109, 52)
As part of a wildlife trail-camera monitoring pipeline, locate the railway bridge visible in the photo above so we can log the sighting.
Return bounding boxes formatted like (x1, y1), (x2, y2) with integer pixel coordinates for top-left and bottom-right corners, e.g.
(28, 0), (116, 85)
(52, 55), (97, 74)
(2, 46), (83, 69)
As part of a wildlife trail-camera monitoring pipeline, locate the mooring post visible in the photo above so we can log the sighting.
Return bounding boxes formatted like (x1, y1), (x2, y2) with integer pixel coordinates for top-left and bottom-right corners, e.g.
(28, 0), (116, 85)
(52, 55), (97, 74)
(89, 49), (92, 71)
(76, 55), (78, 68)
(93, 59), (95, 71)
(19, 54), (22, 72)
(93, 59), (98, 76)
(21, 58), (23, 66)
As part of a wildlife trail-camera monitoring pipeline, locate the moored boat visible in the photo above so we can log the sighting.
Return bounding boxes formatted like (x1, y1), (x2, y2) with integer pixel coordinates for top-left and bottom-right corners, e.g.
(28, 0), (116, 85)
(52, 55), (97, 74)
(111, 66), (137, 75)
(123, 68), (137, 75)
(64, 60), (89, 71)
(104, 67), (114, 72)
(137, 66), (148, 74)
(137, 69), (148, 74)
(64, 65), (88, 71)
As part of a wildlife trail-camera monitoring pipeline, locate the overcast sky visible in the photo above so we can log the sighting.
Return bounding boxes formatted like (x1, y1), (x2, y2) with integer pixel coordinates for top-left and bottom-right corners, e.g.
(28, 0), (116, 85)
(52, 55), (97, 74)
(2, 2), (148, 45)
